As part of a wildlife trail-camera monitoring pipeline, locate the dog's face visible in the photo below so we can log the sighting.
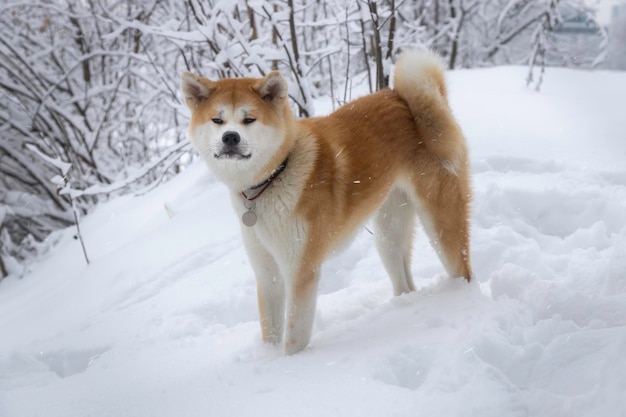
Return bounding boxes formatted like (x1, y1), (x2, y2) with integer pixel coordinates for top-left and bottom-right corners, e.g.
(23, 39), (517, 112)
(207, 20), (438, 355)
(181, 72), (295, 191)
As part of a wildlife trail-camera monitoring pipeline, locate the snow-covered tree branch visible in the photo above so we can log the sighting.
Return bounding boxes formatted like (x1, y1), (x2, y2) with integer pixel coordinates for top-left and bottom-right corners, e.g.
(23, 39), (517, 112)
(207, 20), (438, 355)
(0, 0), (605, 266)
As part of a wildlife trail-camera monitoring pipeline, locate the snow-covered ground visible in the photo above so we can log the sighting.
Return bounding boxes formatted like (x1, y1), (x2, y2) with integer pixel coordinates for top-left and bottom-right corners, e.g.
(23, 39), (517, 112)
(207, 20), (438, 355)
(1, 67), (625, 417)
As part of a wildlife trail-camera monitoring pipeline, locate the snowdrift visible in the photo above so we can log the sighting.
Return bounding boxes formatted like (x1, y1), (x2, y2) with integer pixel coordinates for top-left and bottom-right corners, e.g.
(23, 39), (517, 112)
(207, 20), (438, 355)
(1, 67), (625, 417)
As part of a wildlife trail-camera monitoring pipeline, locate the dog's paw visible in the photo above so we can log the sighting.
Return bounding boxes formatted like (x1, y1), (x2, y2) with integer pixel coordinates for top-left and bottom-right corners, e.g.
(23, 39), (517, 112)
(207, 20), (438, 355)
(283, 337), (310, 355)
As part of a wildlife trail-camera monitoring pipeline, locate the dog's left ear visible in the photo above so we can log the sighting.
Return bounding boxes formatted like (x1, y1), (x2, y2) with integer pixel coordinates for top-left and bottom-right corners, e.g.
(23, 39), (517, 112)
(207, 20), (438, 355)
(181, 72), (215, 111)
(253, 71), (288, 102)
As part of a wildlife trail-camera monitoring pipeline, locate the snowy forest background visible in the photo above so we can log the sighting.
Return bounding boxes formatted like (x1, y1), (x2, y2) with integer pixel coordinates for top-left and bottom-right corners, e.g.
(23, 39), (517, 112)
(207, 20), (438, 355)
(0, 0), (616, 274)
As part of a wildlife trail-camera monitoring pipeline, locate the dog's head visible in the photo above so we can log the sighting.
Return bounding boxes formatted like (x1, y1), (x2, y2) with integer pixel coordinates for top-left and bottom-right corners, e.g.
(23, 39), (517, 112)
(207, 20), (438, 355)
(181, 71), (296, 190)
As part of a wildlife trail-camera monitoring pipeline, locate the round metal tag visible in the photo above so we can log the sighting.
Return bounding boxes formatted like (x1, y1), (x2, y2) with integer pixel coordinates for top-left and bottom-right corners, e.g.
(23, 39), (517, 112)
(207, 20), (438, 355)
(242, 210), (257, 227)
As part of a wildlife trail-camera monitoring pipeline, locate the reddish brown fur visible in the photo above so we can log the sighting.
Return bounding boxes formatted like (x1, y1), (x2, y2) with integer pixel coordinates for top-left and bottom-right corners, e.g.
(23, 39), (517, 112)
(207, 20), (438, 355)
(293, 89), (472, 283)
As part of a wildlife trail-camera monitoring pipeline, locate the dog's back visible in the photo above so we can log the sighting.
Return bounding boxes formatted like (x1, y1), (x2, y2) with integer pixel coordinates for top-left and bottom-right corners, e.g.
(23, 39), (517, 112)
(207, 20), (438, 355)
(295, 51), (471, 282)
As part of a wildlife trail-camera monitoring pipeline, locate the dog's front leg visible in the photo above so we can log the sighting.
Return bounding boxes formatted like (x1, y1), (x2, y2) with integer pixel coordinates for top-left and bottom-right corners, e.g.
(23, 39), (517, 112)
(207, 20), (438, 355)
(257, 270), (285, 345)
(242, 230), (285, 345)
(283, 266), (320, 355)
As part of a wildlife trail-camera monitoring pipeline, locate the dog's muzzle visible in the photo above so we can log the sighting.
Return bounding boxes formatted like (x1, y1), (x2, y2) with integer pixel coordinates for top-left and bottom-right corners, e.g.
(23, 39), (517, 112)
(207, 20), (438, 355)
(214, 131), (251, 160)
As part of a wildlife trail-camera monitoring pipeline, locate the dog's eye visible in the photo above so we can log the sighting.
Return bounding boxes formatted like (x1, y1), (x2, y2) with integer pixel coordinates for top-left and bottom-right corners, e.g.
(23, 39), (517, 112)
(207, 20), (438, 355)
(212, 118), (224, 125)
(243, 118), (256, 125)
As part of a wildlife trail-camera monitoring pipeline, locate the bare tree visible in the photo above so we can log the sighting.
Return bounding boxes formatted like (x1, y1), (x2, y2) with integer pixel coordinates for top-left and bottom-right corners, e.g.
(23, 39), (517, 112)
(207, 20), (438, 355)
(0, 1), (191, 261)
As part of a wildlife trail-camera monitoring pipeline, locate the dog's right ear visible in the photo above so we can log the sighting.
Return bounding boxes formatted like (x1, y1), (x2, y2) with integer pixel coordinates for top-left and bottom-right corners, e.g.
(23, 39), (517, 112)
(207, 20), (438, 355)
(181, 72), (215, 111)
(253, 71), (288, 103)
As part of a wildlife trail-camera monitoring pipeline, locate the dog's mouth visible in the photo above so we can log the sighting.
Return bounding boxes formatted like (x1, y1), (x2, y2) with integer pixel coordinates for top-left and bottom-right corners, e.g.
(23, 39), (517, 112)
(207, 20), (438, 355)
(214, 149), (252, 160)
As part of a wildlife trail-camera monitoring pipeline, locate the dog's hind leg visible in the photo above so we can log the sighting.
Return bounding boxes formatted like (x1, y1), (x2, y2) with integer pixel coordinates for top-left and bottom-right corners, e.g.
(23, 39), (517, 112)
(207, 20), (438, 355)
(413, 168), (472, 281)
(242, 230), (285, 345)
(374, 187), (417, 296)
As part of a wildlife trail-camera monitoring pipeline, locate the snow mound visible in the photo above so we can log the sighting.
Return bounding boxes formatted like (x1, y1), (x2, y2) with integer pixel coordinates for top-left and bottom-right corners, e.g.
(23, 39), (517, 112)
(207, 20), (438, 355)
(1, 67), (625, 417)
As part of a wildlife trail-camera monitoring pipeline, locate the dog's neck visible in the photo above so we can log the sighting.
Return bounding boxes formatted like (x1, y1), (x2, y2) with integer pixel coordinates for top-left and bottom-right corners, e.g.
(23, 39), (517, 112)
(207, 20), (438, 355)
(239, 157), (289, 227)
(243, 157), (289, 199)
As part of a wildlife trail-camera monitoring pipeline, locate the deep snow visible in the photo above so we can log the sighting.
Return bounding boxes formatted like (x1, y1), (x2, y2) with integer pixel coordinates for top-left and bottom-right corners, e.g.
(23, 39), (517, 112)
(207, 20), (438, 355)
(1, 67), (625, 417)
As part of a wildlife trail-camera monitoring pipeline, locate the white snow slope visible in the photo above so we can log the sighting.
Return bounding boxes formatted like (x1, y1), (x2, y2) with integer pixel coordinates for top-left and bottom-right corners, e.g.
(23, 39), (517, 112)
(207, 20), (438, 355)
(1, 67), (626, 417)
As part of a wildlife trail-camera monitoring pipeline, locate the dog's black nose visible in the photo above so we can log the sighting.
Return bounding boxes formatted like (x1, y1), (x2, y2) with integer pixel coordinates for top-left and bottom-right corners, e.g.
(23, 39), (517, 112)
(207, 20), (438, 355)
(222, 131), (240, 146)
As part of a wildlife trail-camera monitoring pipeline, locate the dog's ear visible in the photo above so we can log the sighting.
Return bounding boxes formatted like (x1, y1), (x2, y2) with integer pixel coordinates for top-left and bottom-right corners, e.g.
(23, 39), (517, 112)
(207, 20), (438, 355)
(181, 72), (215, 111)
(253, 71), (288, 103)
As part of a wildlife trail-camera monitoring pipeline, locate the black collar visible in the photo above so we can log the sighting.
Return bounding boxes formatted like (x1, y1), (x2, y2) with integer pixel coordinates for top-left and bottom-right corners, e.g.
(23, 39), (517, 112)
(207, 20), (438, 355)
(248, 158), (288, 191)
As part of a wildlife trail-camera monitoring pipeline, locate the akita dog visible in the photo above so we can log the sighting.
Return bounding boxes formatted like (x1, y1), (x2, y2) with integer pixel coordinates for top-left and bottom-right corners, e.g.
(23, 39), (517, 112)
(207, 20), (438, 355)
(181, 50), (472, 355)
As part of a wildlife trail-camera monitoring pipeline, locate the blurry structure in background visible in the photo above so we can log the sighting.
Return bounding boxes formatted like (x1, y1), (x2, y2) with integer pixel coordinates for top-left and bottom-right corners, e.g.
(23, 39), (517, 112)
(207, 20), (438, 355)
(550, 4), (604, 67)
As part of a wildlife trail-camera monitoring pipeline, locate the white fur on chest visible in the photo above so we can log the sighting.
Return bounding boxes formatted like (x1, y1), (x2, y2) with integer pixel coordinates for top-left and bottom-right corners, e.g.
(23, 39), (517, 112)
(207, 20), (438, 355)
(230, 180), (308, 276)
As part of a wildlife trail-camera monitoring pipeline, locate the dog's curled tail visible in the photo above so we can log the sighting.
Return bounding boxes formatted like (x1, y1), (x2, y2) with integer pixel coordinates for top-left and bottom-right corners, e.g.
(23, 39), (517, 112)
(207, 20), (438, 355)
(393, 50), (467, 176)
